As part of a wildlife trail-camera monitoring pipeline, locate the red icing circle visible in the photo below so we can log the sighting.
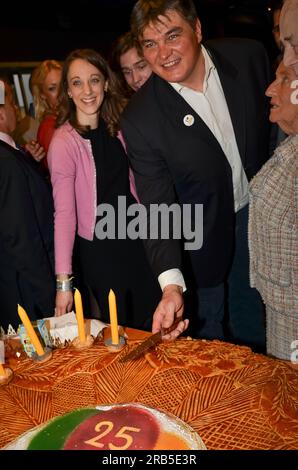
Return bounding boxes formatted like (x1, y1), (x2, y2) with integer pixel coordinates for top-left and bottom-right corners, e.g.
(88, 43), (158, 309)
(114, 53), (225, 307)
(64, 406), (160, 450)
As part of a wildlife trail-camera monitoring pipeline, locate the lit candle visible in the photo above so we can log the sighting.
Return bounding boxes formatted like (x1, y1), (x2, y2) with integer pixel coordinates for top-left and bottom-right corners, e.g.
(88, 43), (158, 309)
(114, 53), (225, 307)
(74, 289), (86, 343)
(0, 340), (5, 376)
(17, 304), (45, 356)
(108, 289), (119, 345)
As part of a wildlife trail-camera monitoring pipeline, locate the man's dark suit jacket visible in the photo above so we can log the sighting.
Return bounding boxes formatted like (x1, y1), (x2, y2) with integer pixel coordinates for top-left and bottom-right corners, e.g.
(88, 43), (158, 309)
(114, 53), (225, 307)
(121, 39), (271, 288)
(0, 140), (55, 330)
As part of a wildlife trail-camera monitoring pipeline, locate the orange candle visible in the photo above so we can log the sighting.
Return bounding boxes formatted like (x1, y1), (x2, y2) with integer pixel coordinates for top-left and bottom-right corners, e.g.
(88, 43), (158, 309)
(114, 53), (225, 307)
(74, 289), (86, 343)
(0, 340), (5, 376)
(17, 304), (45, 356)
(108, 289), (119, 345)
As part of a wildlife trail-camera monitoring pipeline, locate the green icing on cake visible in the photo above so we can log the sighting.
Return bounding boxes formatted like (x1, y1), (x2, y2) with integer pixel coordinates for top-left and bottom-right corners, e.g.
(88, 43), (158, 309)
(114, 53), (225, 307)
(28, 408), (99, 450)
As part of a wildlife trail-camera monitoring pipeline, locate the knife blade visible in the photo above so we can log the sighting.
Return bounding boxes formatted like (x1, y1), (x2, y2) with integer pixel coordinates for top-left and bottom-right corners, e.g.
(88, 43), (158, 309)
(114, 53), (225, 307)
(120, 317), (181, 362)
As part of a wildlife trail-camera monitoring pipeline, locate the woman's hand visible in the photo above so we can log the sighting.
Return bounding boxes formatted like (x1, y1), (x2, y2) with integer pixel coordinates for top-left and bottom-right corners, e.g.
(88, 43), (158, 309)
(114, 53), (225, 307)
(55, 290), (73, 316)
(25, 140), (46, 162)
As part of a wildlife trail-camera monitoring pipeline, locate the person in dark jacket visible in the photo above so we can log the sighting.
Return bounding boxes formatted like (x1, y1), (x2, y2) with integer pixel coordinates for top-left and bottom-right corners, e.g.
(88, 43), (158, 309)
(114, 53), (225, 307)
(121, 0), (271, 351)
(0, 78), (55, 331)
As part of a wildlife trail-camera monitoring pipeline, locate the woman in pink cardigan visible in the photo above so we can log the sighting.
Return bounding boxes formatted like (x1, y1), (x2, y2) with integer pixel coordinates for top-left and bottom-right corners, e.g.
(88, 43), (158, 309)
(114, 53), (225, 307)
(48, 49), (159, 329)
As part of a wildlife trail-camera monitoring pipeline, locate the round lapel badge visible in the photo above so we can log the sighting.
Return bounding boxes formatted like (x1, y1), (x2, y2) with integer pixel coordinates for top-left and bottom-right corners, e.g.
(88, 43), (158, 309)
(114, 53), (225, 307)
(183, 114), (195, 127)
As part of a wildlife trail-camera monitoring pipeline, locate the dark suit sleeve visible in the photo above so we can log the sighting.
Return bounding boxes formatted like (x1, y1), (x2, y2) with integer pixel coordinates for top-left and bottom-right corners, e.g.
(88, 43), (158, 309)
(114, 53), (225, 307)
(0, 156), (55, 313)
(121, 115), (182, 277)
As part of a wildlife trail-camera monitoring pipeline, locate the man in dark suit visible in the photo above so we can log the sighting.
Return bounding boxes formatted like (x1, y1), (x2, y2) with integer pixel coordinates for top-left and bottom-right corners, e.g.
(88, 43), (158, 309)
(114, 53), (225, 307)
(0, 78), (55, 331)
(121, 0), (271, 351)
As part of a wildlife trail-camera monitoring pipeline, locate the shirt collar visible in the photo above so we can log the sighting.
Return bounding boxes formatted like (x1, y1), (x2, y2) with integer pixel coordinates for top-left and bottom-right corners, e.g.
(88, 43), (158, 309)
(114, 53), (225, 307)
(0, 131), (17, 149)
(170, 45), (215, 93)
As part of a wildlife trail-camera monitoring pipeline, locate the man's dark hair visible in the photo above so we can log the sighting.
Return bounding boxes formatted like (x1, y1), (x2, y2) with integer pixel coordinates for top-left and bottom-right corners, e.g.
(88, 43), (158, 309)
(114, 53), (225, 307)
(110, 31), (140, 71)
(131, 0), (198, 39)
(109, 31), (143, 97)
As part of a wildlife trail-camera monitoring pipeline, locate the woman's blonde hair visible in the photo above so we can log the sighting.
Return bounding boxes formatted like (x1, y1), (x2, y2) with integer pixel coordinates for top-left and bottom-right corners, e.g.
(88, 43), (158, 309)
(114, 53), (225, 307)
(30, 60), (62, 121)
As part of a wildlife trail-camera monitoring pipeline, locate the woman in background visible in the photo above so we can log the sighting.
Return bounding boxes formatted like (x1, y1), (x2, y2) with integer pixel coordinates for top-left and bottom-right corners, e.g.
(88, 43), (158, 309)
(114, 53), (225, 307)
(48, 49), (159, 329)
(30, 60), (62, 164)
(249, 61), (298, 361)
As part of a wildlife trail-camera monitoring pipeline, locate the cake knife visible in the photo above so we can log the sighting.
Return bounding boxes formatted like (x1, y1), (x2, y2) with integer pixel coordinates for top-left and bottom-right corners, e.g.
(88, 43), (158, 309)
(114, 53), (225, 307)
(120, 317), (181, 362)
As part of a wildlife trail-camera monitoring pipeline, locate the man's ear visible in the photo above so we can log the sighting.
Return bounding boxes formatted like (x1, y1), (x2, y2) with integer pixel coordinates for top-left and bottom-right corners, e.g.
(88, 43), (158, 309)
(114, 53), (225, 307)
(0, 107), (5, 122)
(195, 18), (202, 44)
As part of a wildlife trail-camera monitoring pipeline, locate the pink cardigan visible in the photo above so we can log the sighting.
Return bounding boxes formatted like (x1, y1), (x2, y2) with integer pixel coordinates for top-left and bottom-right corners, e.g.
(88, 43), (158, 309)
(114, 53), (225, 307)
(47, 121), (138, 274)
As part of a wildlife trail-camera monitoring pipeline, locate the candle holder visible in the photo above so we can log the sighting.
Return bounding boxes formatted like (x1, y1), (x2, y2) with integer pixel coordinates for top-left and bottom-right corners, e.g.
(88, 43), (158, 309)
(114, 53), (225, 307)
(0, 367), (13, 386)
(72, 334), (94, 350)
(104, 335), (126, 353)
(31, 347), (53, 363)
(4, 335), (26, 367)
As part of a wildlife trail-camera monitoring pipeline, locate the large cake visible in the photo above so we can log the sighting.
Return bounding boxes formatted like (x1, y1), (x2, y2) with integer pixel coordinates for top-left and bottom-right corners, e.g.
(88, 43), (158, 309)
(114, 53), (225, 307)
(4, 403), (205, 450)
(1, 328), (297, 450)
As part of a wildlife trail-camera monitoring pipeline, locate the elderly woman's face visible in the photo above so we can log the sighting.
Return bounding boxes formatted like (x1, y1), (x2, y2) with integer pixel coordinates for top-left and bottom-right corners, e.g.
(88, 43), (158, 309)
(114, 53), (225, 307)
(266, 62), (298, 135)
(280, 0), (298, 74)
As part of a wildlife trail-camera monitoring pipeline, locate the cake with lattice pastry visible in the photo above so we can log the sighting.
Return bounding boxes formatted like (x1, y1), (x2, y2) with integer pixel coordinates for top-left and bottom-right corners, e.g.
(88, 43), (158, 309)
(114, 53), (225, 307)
(4, 403), (206, 450)
(1, 328), (297, 450)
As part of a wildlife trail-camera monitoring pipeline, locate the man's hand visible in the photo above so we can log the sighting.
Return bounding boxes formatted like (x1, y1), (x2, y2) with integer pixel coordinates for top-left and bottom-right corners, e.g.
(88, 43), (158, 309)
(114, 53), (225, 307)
(152, 284), (189, 340)
(25, 140), (45, 162)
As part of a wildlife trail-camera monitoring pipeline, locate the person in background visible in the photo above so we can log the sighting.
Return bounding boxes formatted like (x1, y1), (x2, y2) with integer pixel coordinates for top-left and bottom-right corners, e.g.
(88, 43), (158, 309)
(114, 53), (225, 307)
(270, 0), (284, 52)
(269, 0), (288, 147)
(10, 74), (45, 162)
(30, 60), (62, 165)
(12, 107), (40, 148)
(0, 78), (55, 331)
(47, 49), (160, 329)
(110, 31), (152, 94)
(249, 62), (298, 361)
(121, 0), (271, 350)
(280, 0), (298, 73)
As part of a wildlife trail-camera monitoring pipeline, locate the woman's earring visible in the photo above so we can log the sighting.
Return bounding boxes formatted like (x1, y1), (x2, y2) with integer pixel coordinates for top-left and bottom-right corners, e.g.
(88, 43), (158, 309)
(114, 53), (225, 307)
(68, 92), (72, 99)
(104, 83), (108, 92)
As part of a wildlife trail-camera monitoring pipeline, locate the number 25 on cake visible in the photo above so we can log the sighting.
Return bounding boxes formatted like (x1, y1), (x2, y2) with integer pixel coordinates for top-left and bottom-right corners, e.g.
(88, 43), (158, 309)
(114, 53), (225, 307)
(5, 403), (206, 450)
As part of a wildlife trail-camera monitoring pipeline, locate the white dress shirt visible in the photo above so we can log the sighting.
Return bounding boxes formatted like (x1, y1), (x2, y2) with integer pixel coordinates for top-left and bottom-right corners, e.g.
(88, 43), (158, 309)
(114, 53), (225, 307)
(170, 46), (249, 212)
(0, 131), (17, 149)
(158, 46), (248, 291)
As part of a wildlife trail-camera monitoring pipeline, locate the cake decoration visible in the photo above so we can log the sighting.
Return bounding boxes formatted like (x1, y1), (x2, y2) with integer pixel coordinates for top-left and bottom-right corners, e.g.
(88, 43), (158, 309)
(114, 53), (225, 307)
(5, 403), (206, 450)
